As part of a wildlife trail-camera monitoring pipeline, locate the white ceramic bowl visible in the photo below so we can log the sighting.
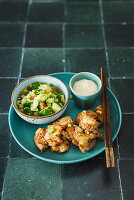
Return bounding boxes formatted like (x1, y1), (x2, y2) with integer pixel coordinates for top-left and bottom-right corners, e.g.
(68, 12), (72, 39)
(12, 75), (69, 124)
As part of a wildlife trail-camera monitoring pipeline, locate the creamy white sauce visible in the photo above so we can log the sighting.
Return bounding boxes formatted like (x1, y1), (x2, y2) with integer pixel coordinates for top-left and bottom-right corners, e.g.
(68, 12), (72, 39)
(73, 79), (98, 96)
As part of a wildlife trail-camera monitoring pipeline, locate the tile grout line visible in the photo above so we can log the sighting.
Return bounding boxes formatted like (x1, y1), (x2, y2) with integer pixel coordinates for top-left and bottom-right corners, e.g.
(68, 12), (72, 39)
(63, 23), (66, 72)
(99, 0), (111, 84)
(1, 159), (8, 200)
(17, 0), (32, 85)
(63, 0), (67, 72)
(117, 159), (124, 200)
(8, 0), (33, 161)
(1, 21), (134, 25)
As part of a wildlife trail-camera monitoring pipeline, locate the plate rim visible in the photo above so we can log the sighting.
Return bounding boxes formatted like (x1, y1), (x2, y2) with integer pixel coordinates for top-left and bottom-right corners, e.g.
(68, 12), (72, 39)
(8, 72), (122, 164)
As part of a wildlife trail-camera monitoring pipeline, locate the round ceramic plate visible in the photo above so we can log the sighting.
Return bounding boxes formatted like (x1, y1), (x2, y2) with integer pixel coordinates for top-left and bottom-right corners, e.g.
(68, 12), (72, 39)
(8, 72), (122, 164)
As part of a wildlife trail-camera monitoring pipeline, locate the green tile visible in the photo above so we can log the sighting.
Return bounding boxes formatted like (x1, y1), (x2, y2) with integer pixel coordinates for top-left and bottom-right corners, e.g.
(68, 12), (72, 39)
(110, 79), (134, 113)
(0, 115), (10, 157)
(0, 24), (24, 47)
(66, 2), (101, 23)
(119, 160), (134, 200)
(3, 159), (61, 200)
(103, 2), (134, 22)
(10, 137), (32, 158)
(65, 49), (107, 75)
(0, 49), (22, 77)
(67, 0), (98, 1)
(105, 24), (134, 47)
(119, 114), (134, 158)
(25, 24), (63, 48)
(21, 48), (64, 77)
(0, 3), (28, 22)
(0, 158), (7, 193)
(29, 3), (64, 22)
(32, 0), (63, 2)
(65, 24), (104, 48)
(0, 0), (28, 2)
(61, 159), (121, 200)
(0, 79), (16, 112)
(108, 48), (134, 77)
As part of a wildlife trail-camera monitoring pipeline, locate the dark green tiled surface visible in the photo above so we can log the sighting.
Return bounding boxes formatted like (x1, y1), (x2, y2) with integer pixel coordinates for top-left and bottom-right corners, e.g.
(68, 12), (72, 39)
(0, 115), (10, 157)
(66, 2), (101, 23)
(110, 79), (134, 113)
(105, 24), (134, 47)
(22, 48), (64, 77)
(103, 2), (134, 22)
(0, 24), (24, 47)
(29, 3), (64, 22)
(61, 159), (121, 200)
(0, 1), (134, 200)
(0, 3), (28, 21)
(25, 24), (63, 47)
(0, 158), (7, 193)
(2, 159), (61, 200)
(118, 114), (134, 158)
(10, 137), (32, 158)
(0, 79), (16, 112)
(119, 160), (134, 200)
(65, 49), (107, 74)
(65, 25), (104, 48)
(0, 49), (22, 77)
(108, 48), (134, 77)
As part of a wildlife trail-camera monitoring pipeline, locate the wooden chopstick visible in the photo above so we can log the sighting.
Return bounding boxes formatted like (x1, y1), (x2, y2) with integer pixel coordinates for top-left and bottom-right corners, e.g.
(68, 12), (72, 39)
(101, 67), (115, 168)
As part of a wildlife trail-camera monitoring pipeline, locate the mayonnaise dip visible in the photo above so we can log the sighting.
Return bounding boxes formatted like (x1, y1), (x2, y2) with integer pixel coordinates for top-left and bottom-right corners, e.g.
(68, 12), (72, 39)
(73, 79), (98, 96)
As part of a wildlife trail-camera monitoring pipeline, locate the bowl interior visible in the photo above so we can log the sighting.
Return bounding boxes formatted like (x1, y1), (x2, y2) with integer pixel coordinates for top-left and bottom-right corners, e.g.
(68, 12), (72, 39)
(70, 72), (101, 93)
(12, 75), (68, 111)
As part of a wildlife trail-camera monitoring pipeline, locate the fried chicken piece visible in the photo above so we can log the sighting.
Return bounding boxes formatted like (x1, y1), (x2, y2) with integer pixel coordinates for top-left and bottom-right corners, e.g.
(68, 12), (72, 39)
(65, 126), (78, 146)
(44, 124), (69, 153)
(62, 126), (74, 141)
(95, 105), (103, 123)
(53, 116), (75, 129)
(73, 127), (96, 153)
(76, 110), (97, 125)
(79, 114), (101, 131)
(51, 140), (69, 153)
(34, 128), (49, 152)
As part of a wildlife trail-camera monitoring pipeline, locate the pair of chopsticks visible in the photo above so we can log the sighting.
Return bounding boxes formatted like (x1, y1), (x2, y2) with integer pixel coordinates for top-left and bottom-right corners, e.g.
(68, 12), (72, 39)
(101, 67), (115, 168)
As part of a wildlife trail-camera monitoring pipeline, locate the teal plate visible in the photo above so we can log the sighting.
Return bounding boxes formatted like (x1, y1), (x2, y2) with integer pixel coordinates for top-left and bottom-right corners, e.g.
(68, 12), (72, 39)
(8, 72), (122, 164)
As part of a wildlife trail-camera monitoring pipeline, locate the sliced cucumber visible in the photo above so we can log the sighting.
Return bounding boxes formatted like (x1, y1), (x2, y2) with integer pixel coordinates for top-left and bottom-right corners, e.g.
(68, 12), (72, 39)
(52, 103), (62, 113)
(39, 108), (52, 116)
(47, 97), (54, 104)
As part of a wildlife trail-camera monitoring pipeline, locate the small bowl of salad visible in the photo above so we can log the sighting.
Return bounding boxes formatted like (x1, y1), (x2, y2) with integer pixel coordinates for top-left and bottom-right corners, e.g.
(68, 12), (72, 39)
(11, 75), (69, 124)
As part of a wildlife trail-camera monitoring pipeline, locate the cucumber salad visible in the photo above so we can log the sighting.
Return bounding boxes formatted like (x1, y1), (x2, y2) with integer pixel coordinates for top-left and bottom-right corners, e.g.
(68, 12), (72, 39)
(16, 82), (65, 116)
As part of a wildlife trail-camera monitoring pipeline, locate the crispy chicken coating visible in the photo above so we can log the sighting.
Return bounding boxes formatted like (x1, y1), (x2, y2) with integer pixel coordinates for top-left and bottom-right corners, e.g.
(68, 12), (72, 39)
(73, 127), (96, 153)
(53, 116), (75, 129)
(95, 105), (103, 123)
(34, 128), (49, 152)
(51, 140), (69, 153)
(44, 124), (69, 153)
(34, 105), (104, 154)
(78, 113), (101, 131)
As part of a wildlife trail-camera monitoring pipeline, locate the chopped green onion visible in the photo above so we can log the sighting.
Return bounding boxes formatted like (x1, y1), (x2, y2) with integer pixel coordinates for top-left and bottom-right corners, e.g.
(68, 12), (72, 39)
(61, 136), (67, 141)
(78, 128), (83, 133)
(85, 130), (90, 135)
(73, 125), (78, 127)
(53, 131), (60, 136)
(68, 124), (71, 127)
(82, 110), (86, 116)
(48, 127), (54, 134)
